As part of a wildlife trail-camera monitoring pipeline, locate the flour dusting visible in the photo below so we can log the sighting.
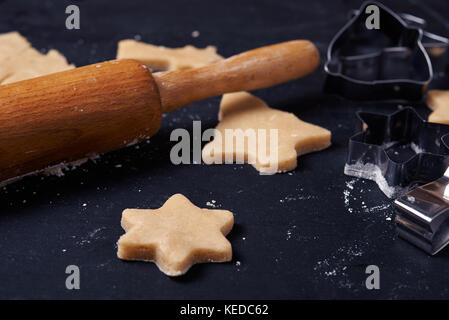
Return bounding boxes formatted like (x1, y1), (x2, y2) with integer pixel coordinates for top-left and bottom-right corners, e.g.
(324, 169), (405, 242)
(344, 162), (404, 198)
(206, 200), (220, 208)
(342, 177), (394, 219)
(314, 241), (367, 289)
(76, 227), (107, 246)
(410, 142), (425, 154)
(0, 155), (99, 188)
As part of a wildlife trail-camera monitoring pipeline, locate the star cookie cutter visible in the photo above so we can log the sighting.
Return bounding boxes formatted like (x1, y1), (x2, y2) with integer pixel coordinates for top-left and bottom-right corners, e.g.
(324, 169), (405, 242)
(395, 166), (449, 255)
(344, 107), (449, 198)
(324, 1), (436, 101)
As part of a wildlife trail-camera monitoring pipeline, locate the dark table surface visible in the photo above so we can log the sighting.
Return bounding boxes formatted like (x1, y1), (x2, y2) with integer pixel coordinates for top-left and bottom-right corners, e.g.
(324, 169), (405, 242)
(1, 0), (449, 299)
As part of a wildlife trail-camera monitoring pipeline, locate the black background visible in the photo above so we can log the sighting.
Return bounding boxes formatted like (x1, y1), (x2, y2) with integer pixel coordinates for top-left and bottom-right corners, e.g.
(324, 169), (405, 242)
(0, 0), (449, 299)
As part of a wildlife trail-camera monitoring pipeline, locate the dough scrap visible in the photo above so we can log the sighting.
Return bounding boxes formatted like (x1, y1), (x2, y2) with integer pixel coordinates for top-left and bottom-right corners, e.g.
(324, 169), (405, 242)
(202, 92), (331, 174)
(427, 90), (449, 124)
(117, 193), (234, 276)
(117, 39), (222, 71)
(0, 31), (31, 60)
(0, 31), (74, 85)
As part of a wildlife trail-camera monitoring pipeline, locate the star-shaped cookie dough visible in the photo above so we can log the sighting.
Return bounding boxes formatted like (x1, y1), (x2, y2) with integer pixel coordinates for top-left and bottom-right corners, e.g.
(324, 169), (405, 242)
(427, 90), (449, 124)
(117, 39), (223, 71)
(117, 194), (234, 276)
(116, 42), (331, 173)
(202, 92), (331, 174)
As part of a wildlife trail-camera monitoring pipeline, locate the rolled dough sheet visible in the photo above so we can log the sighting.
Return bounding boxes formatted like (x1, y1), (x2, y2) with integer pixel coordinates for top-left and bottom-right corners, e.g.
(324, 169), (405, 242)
(0, 31), (74, 85)
(202, 92), (332, 174)
(117, 194), (234, 277)
(116, 39), (222, 71)
(427, 90), (449, 125)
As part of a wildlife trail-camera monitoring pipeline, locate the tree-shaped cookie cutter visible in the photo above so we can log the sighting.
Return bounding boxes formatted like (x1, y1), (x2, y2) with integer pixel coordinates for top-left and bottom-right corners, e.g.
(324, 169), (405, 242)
(324, 1), (441, 101)
(388, 13), (448, 76)
(344, 107), (449, 198)
(347, 9), (449, 76)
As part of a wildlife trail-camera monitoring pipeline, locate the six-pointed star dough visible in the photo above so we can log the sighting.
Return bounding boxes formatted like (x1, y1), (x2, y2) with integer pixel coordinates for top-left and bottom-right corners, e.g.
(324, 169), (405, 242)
(117, 39), (222, 71)
(202, 92), (331, 174)
(117, 194), (234, 276)
(427, 90), (449, 124)
(0, 31), (74, 85)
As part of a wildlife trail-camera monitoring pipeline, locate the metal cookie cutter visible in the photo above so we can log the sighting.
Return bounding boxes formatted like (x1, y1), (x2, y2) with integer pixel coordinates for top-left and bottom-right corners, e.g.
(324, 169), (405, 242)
(395, 166), (449, 255)
(398, 13), (449, 76)
(325, 1), (434, 101)
(344, 107), (449, 198)
(347, 10), (449, 76)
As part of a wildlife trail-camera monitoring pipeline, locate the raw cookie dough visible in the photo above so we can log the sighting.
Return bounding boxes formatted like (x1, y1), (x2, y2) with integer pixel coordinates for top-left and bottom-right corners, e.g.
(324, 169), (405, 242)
(0, 31), (74, 85)
(426, 90), (449, 124)
(117, 193), (234, 276)
(117, 39), (222, 71)
(202, 92), (332, 174)
(116, 41), (331, 173)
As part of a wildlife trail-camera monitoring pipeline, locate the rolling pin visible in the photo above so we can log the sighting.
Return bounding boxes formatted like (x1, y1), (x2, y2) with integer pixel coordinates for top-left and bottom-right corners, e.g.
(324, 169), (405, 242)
(0, 40), (319, 183)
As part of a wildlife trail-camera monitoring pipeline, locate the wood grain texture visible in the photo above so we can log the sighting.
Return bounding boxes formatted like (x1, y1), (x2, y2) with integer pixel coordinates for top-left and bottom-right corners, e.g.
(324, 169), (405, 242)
(0, 40), (319, 183)
(0, 59), (161, 182)
(153, 40), (320, 113)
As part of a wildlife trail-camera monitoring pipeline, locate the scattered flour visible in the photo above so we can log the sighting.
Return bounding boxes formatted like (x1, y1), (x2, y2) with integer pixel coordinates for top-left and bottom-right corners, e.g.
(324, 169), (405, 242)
(342, 177), (393, 219)
(343, 179), (357, 213)
(410, 142), (425, 154)
(314, 242), (367, 289)
(235, 260), (242, 271)
(0, 154), (99, 188)
(286, 225), (297, 240)
(76, 227), (106, 246)
(206, 200), (219, 208)
(344, 162), (404, 198)
(279, 189), (316, 203)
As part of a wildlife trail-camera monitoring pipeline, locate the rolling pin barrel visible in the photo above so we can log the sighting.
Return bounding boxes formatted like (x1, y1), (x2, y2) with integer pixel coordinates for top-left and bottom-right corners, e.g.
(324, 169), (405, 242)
(0, 60), (162, 182)
(0, 40), (319, 183)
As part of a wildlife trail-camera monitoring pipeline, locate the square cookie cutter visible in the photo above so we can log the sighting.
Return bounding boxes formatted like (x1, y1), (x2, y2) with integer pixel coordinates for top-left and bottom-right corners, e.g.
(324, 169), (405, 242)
(324, 1), (449, 101)
(395, 167), (449, 255)
(344, 107), (449, 199)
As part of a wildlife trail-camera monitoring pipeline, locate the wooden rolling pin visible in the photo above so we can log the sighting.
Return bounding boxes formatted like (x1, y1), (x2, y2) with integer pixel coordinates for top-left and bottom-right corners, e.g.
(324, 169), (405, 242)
(0, 40), (319, 182)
